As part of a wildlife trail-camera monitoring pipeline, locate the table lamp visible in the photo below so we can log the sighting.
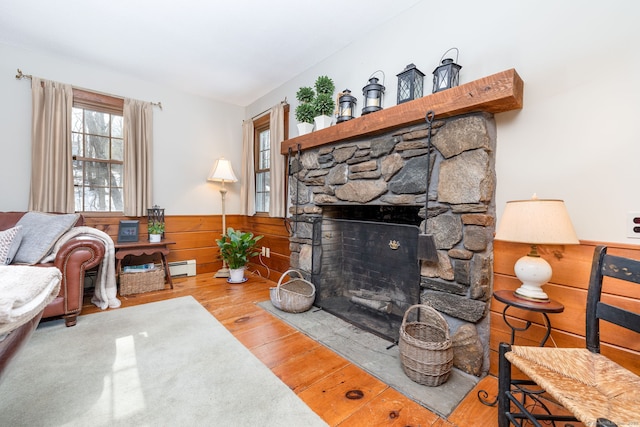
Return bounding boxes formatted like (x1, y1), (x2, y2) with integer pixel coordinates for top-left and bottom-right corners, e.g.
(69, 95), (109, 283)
(207, 157), (238, 278)
(494, 195), (579, 301)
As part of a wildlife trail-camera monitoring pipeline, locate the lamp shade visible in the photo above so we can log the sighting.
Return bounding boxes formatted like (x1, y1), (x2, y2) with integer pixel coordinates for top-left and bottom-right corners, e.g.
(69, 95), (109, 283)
(495, 196), (579, 245)
(207, 158), (238, 183)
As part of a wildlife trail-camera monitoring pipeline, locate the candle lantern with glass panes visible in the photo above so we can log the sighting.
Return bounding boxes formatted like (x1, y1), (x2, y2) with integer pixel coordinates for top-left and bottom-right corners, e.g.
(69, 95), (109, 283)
(432, 48), (462, 93)
(336, 89), (357, 123)
(361, 71), (385, 115)
(396, 63), (425, 104)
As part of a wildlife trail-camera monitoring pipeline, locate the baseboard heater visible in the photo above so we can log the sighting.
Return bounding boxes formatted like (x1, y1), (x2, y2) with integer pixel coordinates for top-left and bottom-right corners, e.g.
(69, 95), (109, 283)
(168, 259), (196, 277)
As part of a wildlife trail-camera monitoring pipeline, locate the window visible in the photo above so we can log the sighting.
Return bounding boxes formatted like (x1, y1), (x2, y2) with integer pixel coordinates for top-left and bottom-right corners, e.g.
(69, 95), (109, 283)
(72, 90), (124, 212)
(254, 115), (270, 213)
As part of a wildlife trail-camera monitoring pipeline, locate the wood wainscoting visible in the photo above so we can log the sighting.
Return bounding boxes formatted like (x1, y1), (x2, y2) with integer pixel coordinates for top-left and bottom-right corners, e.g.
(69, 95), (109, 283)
(84, 214), (639, 376)
(83, 214), (291, 282)
(491, 240), (640, 377)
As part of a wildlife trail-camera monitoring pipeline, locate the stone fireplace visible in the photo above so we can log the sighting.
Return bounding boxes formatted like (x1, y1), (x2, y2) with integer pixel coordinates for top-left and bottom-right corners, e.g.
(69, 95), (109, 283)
(282, 69), (523, 376)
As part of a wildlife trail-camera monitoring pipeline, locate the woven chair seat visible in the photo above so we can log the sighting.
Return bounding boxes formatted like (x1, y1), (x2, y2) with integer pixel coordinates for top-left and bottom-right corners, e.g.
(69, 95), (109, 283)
(507, 346), (640, 427)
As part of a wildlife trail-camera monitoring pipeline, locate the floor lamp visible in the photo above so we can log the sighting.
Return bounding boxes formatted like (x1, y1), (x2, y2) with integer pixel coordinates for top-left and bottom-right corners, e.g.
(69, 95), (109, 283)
(207, 157), (238, 278)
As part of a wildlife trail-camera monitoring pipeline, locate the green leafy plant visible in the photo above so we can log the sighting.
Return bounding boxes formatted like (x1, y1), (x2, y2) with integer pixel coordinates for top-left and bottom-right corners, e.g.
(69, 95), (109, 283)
(295, 86), (316, 124)
(314, 75), (335, 95)
(216, 227), (263, 270)
(295, 102), (315, 124)
(148, 220), (165, 235)
(296, 86), (314, 103)
(313, 93), (335, 117)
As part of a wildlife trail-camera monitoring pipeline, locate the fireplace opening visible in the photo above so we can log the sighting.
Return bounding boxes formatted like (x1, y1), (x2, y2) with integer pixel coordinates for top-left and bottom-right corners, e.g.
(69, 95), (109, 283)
(311, 217), (421, 342)
(321, 205), (422, 226)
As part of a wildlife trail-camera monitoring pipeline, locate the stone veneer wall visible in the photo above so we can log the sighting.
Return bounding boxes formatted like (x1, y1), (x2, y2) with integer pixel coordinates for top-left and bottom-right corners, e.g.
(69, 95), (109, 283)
(288, 112), (497, 375)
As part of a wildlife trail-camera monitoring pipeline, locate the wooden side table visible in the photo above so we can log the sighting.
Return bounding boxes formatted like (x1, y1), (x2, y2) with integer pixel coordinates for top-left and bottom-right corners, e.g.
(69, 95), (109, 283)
(114, 240), (176, 288)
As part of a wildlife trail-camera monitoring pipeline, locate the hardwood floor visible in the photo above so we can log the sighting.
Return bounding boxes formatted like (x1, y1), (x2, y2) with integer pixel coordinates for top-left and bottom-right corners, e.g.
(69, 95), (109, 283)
(81, 272), (499, 426)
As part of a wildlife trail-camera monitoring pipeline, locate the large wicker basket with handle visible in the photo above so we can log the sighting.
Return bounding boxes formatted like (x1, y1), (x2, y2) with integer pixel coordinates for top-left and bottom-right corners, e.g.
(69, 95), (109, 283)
(399, 304), (453, 386)
(270, 269), (315, 313)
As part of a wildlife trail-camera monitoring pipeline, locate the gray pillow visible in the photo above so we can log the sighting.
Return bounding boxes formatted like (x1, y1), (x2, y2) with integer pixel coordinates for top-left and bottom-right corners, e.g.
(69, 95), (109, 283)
(13, 212), (80, 265)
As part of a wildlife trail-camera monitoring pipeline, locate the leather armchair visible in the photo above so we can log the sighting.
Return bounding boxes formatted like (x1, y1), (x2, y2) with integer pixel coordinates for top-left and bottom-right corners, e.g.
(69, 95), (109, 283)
(0, 212), (105, 327)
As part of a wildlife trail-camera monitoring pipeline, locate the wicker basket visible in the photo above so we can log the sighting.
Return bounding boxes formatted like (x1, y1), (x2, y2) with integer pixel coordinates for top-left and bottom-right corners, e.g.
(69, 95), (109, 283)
(120, 267), (166, 296)
(270, 269), (315, 313)
(399, 304), (453, 386)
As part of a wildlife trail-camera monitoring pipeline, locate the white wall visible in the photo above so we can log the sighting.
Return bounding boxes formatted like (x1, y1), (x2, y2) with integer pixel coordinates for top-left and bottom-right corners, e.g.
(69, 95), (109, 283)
(0, 42), (245, 216)
(248, 0), (640, 244)
(2, 1), (639, 244)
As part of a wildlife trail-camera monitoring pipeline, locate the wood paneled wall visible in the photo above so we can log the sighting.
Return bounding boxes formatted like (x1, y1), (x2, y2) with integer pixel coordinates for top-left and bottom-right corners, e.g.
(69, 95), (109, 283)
(491, 240), (640, 377)
(84, 214), (638, 376)
(83, 214), (291, 282)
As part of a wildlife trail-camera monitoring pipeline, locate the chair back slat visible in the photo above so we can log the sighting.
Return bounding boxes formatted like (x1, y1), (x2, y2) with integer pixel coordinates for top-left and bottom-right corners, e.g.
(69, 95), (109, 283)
(586, 246), (640, 353)
(596, 302), (640, 333)
(600, 254), (640, 284)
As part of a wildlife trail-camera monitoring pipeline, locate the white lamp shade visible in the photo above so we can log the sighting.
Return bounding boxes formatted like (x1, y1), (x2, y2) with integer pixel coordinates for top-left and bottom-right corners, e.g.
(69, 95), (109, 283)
(495, 195), (579, 301)
(207, 158), (238, 183)
(495, 197), (579, 245)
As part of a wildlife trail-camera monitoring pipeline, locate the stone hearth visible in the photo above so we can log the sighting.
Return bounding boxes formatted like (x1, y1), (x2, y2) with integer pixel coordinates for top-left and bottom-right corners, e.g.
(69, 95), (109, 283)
(287, 112), (496, 376)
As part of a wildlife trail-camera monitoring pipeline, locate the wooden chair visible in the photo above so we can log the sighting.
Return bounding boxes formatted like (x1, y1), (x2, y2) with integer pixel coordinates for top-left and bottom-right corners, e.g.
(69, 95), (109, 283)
(498, 245), (640, 427)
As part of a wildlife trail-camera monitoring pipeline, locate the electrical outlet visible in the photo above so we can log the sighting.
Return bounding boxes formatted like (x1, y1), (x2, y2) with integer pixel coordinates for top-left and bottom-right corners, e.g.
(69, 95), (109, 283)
(627, 212), (640, 239)
(266, 247), (271, 258)
(261, 246), (267, 256)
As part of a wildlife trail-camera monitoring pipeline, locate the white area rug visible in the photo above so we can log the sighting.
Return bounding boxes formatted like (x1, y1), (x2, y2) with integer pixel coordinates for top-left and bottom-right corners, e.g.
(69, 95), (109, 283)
(0, 296), (327, 426)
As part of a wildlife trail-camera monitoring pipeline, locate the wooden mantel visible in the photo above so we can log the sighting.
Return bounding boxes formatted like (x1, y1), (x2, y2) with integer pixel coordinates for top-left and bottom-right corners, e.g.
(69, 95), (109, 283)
(281, 68), (523, 155)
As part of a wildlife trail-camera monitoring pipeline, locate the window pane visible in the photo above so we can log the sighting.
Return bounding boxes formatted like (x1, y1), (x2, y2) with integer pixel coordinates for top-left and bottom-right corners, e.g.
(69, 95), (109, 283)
(73, 160), (83, 185)
(110, 163), (123, 187)
(112, 138), (123, 161)
(259, 129), (270, 169)
(111, 115), (123, 138)
(72, 133), (83, 156)
(86, 135), (110, 160)
(84, 161), (109, 187)
(84, 110), (110, 136)
(72, 108), (83, 133)
(256, 171), (270, 212)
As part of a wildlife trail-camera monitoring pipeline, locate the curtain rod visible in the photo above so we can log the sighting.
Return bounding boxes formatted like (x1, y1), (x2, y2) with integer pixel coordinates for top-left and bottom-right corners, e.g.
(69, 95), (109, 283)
(15, 68), (163, 110)
(251, 98), (288, 120)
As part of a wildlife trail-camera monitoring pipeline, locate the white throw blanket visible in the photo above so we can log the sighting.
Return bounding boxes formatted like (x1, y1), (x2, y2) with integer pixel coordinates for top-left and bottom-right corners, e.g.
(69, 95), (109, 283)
(0, 265), (61, 335)
(42, 226), (121, 310)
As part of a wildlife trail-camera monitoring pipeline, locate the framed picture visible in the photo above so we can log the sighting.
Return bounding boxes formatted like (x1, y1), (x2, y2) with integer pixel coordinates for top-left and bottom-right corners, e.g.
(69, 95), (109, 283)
(118, 220), (139, 243)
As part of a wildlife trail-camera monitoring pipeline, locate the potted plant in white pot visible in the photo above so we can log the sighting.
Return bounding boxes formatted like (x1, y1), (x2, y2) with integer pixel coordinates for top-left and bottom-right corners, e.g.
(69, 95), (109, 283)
(312, 75), (335, 130)
(148, 220), (165, 243)
(295, 86), (315, 136)
(216, 227), (263, 283)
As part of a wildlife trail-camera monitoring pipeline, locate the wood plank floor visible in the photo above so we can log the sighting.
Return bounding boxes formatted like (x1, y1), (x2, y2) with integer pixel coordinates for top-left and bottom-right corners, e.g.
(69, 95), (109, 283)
(81, 273), (500, 426)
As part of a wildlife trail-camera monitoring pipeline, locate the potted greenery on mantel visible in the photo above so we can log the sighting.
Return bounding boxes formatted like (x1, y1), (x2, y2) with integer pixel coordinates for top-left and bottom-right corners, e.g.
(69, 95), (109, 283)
(216, 227), (263, 283)
(294, 75), (336, 135)
(295, 86), (315, 136)
(312, 75), (335, 130)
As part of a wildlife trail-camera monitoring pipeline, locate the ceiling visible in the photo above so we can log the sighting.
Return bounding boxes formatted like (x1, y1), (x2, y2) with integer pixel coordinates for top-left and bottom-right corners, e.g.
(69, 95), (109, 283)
(0, 0), (423, 106)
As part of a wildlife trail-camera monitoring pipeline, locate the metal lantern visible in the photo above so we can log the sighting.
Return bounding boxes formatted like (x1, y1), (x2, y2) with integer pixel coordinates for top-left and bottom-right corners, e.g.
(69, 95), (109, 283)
(147, 205), (165, 238)
(396, 63), (425, 104)
(361, 71), (385, 115)
(336, 89), (357, 123)
(432, 48), (462, 93)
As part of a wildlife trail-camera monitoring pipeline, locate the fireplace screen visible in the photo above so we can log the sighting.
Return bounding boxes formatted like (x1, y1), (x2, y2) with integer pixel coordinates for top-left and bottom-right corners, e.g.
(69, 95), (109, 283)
(312, 218), (421, 342)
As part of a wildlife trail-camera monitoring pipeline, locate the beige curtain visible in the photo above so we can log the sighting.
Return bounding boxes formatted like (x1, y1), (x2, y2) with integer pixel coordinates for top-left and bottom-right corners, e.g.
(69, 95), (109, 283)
(269, 103), (286, 217)
(29, 77), (75, 213)
(240, 120), (255, 216)
(123, 98), (153, 217)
